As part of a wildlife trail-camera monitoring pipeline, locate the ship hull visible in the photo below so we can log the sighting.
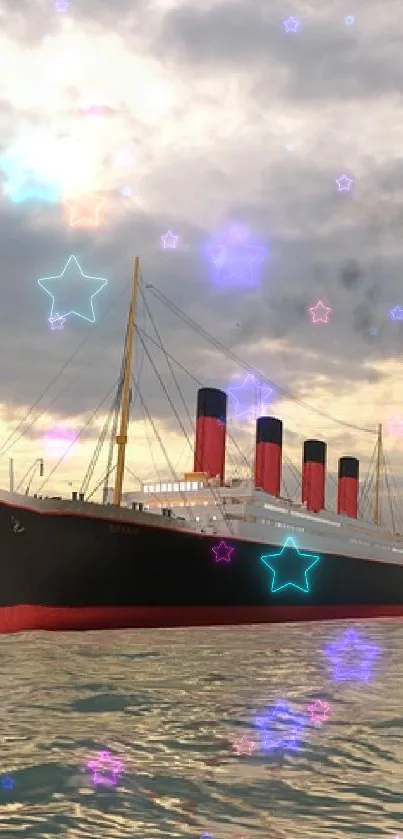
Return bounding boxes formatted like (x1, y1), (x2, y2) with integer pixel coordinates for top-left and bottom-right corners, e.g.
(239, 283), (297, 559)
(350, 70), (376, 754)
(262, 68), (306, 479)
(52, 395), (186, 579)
(2, 495), (403, 632)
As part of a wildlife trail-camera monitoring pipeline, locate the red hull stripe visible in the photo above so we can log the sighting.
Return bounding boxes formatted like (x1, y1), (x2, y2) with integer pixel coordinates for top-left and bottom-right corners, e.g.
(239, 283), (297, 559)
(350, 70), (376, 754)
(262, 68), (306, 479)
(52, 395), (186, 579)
(1, 603), (403, 633)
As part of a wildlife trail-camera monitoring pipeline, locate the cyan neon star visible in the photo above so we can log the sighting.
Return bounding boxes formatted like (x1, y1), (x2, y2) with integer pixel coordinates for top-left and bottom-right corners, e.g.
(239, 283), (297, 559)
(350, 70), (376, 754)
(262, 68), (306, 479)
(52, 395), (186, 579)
(37, 255), (108, 324)
(260, 536), (321, 593)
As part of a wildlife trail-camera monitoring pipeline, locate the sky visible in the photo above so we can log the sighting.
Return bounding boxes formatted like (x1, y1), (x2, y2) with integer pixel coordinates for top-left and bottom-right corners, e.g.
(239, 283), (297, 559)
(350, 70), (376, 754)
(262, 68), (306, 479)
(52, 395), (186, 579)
(0, 0), (403, 522)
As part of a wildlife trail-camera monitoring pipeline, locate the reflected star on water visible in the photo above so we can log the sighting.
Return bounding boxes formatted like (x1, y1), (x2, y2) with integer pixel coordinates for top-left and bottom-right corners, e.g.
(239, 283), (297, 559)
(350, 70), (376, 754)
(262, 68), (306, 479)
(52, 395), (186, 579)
(324, 628), (379, 681)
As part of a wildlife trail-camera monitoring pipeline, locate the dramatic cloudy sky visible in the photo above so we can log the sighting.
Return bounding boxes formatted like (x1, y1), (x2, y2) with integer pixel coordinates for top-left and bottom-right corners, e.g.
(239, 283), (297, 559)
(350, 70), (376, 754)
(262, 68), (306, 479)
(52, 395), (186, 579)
(0, 0), (402, 522)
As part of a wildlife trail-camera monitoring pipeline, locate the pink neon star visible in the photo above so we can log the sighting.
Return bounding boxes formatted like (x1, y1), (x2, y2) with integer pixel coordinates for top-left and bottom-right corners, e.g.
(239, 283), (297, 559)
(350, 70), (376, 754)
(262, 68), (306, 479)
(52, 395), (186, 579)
(87, 751), (123, 785)
(387, 416), (403, 436)
(233, 735), (257, 756)
(212, 540), (234, 563)
(309, 300), (332, 324)
(161, 230), (178, 248)
(307, 699), (330, 724)
(335, 174), (354, 192)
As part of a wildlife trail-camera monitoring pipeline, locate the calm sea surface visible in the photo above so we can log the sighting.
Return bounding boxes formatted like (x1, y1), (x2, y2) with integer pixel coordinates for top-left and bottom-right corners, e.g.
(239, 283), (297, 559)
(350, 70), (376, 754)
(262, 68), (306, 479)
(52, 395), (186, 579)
(0, 620), (402, 839)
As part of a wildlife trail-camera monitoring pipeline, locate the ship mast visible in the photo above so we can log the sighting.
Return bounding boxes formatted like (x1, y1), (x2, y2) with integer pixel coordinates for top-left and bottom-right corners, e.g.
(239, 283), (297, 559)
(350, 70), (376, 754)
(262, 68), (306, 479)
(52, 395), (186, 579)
(113, 256), (140, 507)
(373, 422), (383, 525)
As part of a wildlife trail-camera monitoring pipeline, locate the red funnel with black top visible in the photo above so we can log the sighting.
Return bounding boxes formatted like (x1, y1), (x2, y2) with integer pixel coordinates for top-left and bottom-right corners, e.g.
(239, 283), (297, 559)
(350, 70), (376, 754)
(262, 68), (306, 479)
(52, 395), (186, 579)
(337, 456), (359, 518)
(194, 387), (227, 485)
(254, 416), (283, 496)
(302, 439), (326, 513)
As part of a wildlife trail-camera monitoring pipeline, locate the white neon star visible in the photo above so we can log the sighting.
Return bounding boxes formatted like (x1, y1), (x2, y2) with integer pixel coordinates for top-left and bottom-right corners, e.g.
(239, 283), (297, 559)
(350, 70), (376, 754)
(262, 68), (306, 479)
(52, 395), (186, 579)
(37, 255), (108, 324)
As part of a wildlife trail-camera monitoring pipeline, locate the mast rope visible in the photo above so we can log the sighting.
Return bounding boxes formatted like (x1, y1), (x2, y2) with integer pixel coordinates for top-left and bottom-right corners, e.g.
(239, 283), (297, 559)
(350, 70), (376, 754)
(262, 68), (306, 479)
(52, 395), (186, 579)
(146, 285), (376, 435)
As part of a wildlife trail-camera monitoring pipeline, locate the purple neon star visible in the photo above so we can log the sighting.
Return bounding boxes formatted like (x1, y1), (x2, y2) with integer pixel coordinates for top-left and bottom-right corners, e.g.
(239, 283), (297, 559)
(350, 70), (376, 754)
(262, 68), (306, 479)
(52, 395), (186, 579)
(324, 629), (379, 682)
(208, 234), (265, 283)
(336, 174), (354, 192)
(390, 305), (403, 321)
(87, 751), (123, 786)
(212, 540), (234, 563)
(228, 374), (272, 421)
(284, 16), (300, 32)
(255, 701), (306, 751)
(161, 230), (178, 249)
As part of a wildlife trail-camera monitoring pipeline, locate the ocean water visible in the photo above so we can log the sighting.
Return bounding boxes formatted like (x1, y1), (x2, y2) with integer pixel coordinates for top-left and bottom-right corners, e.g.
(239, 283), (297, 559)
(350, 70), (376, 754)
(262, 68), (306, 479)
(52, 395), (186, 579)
(0, 620), (402, 839)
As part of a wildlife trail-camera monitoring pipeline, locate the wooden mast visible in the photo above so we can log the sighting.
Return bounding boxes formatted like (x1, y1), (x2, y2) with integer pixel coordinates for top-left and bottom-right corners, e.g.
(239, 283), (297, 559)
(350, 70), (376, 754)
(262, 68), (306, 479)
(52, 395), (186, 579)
(113, 256), (140, 506)
(373, 422), (382, 525)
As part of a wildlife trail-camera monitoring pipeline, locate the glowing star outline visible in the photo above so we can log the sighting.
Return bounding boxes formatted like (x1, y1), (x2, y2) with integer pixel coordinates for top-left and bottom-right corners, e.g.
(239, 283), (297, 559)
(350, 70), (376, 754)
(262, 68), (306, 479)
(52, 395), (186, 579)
(208, 234), (265, 285)
(284, 16), (300, 32)
(260, 536), (321, 593)
(309, 300), (332, 324)
(232, 734), (257, 756)
(49, 312), (67, 330)
(65, 194), (106, 227)
(87, 751), (123, 786)
(37, 255), (108, 324)
(324, 628), (379, 682)
(389, 305), (403, 321)
(228, 373), (273, 421)
(161, 230), (179, 249)
(307, 699), (330, 725)
(387, 416), (403, 436)
(336, 174), (354, 192)
(1, 775), (15, 790)
(255, 700), (306, 752)
(212, 540), (234, 563)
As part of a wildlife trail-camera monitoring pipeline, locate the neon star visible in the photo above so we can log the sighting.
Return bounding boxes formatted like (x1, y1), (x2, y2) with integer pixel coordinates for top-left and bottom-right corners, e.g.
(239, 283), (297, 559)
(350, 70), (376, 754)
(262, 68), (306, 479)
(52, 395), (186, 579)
(65, 194), (106, 227)
(260, 536), (321, 593)
(387, 416), (403, 436)
(336, 174), (354, 192)
(212, 540), (234, 563)
(284, 16), (300, 32)
(1, 775), (15, 790)
(49, 312), (67, 330)
(37, 255), (108, 324)
(228, 373), (272, 421)
(87, 751), (123, 786)
(309, 300), (332, 324)
(307, 699), (330, 725)
(233, 734), (257, 756)
(161, 230), (179, 248)
(208, 229), (265, 286)
(389, 305), (403, 321)
(256, 701), (306, 751)
(324, 628), (379, 682)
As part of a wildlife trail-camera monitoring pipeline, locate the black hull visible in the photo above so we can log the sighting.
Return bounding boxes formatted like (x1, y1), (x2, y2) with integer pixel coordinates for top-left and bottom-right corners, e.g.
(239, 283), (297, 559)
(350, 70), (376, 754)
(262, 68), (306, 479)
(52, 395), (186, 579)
(2, 496), (403, 632)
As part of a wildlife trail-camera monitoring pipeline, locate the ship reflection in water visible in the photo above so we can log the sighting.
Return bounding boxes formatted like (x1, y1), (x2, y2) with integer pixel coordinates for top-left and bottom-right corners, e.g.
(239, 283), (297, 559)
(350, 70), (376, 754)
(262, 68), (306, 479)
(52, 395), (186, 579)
(0, 621), (401, 839)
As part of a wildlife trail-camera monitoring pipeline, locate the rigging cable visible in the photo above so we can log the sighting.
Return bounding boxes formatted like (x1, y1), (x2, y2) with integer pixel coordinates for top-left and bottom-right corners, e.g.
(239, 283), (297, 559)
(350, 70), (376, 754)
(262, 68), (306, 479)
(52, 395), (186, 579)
(37, 380), (120, 494)
(146, 285), (376, 435)
(133, 331), (235, 534)
(0, 278), (135, 460)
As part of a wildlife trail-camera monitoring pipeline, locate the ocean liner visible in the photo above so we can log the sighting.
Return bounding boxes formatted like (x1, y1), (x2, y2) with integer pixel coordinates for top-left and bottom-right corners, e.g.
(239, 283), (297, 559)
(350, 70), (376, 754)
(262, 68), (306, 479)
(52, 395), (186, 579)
(1, 256), (403, 634)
